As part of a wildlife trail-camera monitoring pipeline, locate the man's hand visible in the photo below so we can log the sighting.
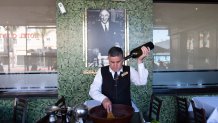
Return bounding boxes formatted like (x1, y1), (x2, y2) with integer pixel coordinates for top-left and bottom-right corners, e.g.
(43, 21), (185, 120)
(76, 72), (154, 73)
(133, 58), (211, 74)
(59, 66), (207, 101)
(102, 97), (112, 113)
(137, 46), (150, 63)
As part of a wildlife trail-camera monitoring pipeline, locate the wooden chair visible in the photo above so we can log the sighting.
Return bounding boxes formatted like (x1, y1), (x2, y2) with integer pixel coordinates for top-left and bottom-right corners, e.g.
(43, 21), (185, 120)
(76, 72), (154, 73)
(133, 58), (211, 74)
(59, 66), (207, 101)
(55, 96), (66, 108)
(190, 100), (206, 123)
(148, 94), (163, 122)
(55, 95), (67, 119)
(176, 96), (190, 123)
(13, 98), (28, 123)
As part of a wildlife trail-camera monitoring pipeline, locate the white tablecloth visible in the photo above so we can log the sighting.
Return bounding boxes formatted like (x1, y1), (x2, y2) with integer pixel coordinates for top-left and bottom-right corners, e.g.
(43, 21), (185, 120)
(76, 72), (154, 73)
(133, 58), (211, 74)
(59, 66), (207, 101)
(207, 108), (218, 123)
(188, 96), (218, 123)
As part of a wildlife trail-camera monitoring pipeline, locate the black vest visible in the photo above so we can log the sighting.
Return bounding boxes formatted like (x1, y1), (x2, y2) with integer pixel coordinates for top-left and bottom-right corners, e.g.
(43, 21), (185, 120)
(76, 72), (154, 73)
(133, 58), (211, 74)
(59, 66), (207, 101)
(101, 66), (131, 106)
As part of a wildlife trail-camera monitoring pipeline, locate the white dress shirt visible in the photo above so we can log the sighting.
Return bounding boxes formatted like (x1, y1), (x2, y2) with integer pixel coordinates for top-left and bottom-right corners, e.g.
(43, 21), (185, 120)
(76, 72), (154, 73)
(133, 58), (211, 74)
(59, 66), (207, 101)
(89, 63), (148, 103)
(101, 22), (109, 31)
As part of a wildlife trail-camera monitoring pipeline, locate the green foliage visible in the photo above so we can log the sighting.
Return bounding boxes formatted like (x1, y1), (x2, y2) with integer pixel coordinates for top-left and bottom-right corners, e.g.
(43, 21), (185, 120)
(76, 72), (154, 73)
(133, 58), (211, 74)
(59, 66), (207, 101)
(151, 120), (160, 123)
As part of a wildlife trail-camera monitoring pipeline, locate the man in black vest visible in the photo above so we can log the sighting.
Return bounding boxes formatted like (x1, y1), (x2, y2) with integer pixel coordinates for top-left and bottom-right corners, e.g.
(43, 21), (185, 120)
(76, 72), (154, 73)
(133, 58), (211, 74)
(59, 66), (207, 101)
(89, 46), (150, 112)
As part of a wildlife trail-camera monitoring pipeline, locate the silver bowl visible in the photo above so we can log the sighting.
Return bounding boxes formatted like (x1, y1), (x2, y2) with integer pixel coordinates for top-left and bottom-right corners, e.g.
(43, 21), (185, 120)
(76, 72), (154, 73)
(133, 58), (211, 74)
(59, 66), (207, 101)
(73, 104), (88, 119)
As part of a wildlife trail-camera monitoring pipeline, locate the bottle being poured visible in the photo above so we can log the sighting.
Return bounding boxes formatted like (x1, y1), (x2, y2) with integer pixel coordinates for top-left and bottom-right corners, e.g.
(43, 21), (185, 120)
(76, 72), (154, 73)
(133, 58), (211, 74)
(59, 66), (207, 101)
(124, 41), (154, 60)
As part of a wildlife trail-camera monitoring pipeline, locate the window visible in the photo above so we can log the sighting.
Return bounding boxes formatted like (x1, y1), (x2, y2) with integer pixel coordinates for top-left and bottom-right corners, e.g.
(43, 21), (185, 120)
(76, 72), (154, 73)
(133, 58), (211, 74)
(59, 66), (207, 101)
(153, 29), (170, 70)
(153, 1), (218, 94)
(0, 0), (57, 95)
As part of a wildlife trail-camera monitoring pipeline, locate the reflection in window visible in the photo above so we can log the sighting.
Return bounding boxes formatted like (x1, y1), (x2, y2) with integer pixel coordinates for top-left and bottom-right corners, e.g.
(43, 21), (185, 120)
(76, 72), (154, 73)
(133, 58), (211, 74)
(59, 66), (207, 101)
(187, 35), (194, 50)
(153, 3), (218, 71)
(153, 29), (170, 70)
(0, 0), (57, 92)
(153, 2), (218, 94)
(0, 26), (56, 73)
(199, 31), (210, 48)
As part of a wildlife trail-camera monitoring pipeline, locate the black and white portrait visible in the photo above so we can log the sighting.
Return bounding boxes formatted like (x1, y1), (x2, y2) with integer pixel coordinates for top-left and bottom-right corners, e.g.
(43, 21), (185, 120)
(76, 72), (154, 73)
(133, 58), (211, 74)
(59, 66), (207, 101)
(86, 9), (126, 67)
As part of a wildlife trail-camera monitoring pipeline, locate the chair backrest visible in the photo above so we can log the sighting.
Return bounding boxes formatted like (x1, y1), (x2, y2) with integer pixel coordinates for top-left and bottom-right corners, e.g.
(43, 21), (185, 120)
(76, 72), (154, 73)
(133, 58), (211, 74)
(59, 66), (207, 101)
(55, 96), (66, 108)
(176, 96), (190, 123)
(13, 98), (28, 123)
(190, 100), (206, 123)
(148, 94), (163, 121)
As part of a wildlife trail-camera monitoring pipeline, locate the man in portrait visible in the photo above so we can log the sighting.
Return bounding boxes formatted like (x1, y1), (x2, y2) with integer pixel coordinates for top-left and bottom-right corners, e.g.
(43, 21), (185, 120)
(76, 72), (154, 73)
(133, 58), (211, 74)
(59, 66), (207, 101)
(87, 9), (125, 67)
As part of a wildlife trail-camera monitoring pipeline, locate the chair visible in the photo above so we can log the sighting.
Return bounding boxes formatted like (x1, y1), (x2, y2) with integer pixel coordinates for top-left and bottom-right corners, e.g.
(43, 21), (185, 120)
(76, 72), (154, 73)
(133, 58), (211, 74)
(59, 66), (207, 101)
(55, 95), (67, 119)
(55, 96), (66, 108)
(175, 96), (190, 123)
(190, 100), (206, 123)
(13, 98), (28, 123)
(147, 94), (163, 122)
(36, 96), (66, 123)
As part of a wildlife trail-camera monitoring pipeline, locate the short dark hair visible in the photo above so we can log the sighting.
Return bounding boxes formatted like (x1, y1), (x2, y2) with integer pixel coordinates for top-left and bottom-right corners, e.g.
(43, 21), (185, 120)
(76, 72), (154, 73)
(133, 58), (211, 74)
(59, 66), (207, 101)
(108, 46), (123, 57)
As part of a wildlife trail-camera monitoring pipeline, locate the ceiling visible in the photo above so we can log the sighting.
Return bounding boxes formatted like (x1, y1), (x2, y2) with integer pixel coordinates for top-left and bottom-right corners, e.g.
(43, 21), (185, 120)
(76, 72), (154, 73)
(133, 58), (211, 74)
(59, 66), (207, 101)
(0, 0), (56, 26)
(154, 3), (218, 29)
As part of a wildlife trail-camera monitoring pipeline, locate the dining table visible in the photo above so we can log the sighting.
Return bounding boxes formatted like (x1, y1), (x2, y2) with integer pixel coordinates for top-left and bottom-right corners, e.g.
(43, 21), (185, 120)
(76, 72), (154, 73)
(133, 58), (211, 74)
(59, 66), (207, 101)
(37, 99), (145, 123)
(188, 96), (218, 123)
(36, 111), (145, 123)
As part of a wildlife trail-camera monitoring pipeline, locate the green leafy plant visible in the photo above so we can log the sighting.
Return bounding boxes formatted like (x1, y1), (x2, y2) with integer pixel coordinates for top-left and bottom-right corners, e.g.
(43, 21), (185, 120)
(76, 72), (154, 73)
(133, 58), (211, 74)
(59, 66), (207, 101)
(151, 120), (160, 123)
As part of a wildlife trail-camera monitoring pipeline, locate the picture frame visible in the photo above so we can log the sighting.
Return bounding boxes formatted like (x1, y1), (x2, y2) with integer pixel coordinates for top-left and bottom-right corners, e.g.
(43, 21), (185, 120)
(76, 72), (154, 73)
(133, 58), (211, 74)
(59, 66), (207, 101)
(112, 0), (126, 1)
(84, 9), (127, 67)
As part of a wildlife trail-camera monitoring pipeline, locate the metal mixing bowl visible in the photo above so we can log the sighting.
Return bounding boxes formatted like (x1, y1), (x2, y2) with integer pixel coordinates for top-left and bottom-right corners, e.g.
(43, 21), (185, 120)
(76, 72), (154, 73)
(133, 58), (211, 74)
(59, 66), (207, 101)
(73, 104), (88, 119)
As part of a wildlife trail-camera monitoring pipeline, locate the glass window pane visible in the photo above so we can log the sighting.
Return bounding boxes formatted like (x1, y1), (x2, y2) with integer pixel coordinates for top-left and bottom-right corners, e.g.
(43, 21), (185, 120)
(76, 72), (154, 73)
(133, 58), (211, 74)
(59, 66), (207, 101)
(0, 0), (57, 92)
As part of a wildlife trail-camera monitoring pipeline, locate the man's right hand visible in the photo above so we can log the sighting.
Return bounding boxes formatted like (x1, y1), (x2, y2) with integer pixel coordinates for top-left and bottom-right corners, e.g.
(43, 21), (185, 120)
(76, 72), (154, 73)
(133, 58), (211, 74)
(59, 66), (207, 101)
(102, 97), (112, 113)
(137, 46), (150, 64)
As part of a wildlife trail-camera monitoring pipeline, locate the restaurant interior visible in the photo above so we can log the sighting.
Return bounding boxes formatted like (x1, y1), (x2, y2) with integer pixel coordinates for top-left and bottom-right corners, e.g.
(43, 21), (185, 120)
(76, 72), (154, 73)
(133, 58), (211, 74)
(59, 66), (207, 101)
(0, 0), (218, 123)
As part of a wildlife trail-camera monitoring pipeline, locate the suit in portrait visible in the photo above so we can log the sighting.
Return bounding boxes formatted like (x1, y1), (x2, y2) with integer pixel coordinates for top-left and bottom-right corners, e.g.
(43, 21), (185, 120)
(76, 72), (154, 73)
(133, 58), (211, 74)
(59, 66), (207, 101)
(87, 9), (125, 67)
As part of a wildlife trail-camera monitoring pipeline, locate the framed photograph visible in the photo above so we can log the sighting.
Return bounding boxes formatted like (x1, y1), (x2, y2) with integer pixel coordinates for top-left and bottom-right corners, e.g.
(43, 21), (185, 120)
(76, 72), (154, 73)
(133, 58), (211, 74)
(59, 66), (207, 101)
(112, 0), (126, 1)
(84, 9), (127, 67)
